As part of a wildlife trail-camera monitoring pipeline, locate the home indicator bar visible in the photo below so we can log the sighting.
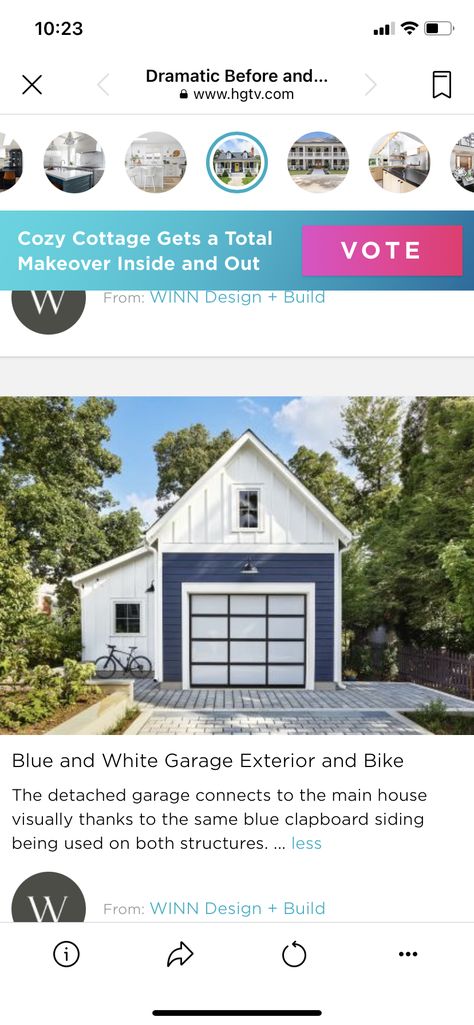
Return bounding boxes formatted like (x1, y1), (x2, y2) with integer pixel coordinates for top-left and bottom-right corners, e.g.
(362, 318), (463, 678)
(152, 1013), (322, 1019)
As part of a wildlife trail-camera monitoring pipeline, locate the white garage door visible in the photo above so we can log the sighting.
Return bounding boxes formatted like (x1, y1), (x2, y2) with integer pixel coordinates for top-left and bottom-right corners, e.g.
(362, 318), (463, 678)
(189, 593), (307, 687)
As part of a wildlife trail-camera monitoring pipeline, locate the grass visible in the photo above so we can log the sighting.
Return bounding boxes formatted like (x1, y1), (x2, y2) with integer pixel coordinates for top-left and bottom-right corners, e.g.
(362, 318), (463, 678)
(403, 698), (474, 734)
(105, 705), (141, 735)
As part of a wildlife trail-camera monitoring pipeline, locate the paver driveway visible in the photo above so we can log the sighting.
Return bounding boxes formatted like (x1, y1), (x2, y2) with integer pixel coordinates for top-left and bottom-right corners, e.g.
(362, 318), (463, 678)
(130, 681), (473, 735)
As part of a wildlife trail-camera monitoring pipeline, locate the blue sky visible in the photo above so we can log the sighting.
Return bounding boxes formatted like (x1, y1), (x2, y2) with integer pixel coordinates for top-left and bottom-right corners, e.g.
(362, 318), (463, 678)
(98, 396), (347, 525)
(297, 132), (340, 142)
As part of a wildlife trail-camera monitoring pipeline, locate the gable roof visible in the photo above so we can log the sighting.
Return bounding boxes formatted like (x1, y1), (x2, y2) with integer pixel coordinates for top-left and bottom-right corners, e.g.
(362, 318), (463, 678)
(145, 429), (352, 545)
(70, 545), (151, 585)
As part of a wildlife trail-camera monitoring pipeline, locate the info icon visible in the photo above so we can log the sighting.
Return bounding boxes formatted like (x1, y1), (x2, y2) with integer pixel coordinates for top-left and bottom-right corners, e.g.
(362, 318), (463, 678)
(11, 290), (86, 334)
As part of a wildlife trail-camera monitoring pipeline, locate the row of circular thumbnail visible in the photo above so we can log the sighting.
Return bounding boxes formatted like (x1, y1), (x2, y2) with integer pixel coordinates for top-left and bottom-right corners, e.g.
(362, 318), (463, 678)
(2, 129), (474, 196)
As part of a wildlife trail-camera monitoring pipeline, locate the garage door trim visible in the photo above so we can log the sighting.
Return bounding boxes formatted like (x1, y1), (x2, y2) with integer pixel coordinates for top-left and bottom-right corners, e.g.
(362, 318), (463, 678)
(181, 582), (315, 690)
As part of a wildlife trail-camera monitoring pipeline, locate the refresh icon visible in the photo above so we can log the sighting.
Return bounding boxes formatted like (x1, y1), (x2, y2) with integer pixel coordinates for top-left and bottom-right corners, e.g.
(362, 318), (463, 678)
(282, 941), (307, 967)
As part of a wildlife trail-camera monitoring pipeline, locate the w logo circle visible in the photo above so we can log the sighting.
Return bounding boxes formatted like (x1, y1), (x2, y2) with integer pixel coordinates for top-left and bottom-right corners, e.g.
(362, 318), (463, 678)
(11, 291), (86, 333)
(11, 872), (86, 922)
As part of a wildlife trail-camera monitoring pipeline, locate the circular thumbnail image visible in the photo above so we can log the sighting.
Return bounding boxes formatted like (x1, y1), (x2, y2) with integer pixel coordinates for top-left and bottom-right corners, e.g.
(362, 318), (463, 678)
(44, 131), (105, 193)
(450, 132), (474, 192)
(368, 131), (430, 192)
(207, 132), (267, 193)
(125, 132), (187, 193)
(288, 131), (349, 193)
(0, 133), (23, 193)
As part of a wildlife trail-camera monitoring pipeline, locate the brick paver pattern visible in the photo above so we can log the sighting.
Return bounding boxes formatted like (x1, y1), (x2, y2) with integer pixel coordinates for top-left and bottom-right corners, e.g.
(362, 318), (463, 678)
(132, 681), (473, 735)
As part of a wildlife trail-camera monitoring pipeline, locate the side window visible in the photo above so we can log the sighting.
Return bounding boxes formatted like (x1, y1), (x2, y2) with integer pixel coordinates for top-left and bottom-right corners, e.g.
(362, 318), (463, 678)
(114, 602), (141, 634)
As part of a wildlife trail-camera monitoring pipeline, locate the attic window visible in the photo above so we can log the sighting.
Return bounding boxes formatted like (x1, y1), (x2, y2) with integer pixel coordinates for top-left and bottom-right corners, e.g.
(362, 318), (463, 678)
(239, 489), (260, 529)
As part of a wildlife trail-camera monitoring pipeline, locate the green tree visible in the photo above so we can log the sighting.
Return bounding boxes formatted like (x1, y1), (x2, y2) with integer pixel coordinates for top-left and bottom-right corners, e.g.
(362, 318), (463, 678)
(288, 446), (356, 525)
(154, 423), (235, 513)
(0, 504), (36, 660)
(367, 398), (474, 648)
(335, 397), (402, 520)
(440, 524), (474, 636)
(0, 397), (143, 579)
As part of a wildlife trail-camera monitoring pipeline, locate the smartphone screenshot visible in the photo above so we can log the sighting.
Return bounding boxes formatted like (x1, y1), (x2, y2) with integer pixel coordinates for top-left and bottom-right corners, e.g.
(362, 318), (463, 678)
(0, 4), (473, 1023)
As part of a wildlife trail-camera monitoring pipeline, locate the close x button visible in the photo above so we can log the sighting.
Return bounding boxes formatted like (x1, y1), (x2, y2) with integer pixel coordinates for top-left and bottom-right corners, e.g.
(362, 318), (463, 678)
(302, 225), (463, 276)
(22, 74), (43, 95)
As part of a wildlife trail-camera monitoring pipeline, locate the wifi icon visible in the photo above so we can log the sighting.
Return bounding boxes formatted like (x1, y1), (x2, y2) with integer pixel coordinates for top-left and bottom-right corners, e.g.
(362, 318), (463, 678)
(401, 20), (419, 34)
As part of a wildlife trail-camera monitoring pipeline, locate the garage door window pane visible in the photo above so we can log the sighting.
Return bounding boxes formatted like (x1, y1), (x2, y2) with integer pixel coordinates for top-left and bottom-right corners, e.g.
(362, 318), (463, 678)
(268, 641), (305, 663)
(268, 665), (305, 685)
(192, 665), (228, 685)
(192, 616), (227, 639)
(268, 595), (305, 615)
(230, 665), (266, 685)
(230, 641), (266, 663)
(192, 595), (228, 614)
(231, 617), (266, 639)
(230, 595), (266, 615)
(192, 641), (227, 663)
(269, 617), (305, 639)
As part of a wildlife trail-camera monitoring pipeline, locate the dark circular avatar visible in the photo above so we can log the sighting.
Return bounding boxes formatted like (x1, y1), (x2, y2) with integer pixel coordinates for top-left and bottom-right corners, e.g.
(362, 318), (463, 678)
(11, 290), (86, 333)
(11, 872), (86, 922)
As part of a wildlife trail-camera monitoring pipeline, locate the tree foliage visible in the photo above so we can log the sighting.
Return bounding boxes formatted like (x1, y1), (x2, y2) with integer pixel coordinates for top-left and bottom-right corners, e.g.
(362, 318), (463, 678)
(0, 504), (36, 660)
(154, 423), (235, 513)
(0, 397), (143, 579)
(288, 447), (356, 525)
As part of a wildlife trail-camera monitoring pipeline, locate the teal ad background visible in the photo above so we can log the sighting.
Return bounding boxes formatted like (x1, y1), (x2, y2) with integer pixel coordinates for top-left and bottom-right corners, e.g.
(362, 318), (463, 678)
(0, 210), (471, 290)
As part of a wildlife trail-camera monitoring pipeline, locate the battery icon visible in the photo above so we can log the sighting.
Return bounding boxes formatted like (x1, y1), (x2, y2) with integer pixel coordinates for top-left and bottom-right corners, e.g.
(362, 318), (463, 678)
(424, 21), (454, 34)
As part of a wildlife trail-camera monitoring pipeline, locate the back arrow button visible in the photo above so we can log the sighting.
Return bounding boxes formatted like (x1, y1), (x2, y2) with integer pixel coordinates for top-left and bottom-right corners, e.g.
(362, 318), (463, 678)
(97, 73), (110, 95)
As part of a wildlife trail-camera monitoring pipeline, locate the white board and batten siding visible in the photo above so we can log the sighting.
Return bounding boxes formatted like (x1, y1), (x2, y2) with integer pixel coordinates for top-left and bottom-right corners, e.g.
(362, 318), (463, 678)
(157, 442), (339, 548)
(79, 549), (154, 664)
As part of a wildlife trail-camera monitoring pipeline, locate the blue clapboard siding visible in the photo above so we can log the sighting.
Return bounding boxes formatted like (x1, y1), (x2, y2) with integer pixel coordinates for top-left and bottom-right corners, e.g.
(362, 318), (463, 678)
(162, 553), (335, 682)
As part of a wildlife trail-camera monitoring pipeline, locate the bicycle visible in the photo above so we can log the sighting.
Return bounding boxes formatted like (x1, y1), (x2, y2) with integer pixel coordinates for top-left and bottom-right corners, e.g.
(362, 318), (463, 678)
(94, 644), (153, 680)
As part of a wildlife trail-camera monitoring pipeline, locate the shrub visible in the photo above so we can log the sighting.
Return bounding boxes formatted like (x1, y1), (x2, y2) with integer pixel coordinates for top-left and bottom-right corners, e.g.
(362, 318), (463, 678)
(351, 643), (373, 680)
(24, 612), (82, 666)
(381, 639), (398, 681)
(0, 659), (97, 730)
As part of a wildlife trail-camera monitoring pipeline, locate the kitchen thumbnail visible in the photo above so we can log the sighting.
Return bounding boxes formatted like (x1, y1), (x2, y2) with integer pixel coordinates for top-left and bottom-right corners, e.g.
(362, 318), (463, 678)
(43, 131), (105, 193)
(369, 132), (430, 193)
(125, 131), (187, 193)
(0, 133), (22, 192)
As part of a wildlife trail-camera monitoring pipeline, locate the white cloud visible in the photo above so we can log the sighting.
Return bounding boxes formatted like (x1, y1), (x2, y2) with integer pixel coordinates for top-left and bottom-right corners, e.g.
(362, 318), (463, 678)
(125, 492), (157, 526)
(238, 397), (271, 418)
(273, 397), (345, 455)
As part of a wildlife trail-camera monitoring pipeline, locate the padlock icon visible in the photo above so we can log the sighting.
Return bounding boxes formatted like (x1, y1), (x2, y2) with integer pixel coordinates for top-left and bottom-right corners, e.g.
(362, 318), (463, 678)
(179, 88), (188, 100)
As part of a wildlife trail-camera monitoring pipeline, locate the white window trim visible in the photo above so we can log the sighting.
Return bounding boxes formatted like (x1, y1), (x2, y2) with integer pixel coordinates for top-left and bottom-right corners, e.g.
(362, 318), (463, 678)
(110, 598), (145, 638)
(181, 582), (315, 690)
(231, 483), (265, 533)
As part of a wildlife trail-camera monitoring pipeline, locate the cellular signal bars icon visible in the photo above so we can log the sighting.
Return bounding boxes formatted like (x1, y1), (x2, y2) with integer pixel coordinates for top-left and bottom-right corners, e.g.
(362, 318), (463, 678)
(374, 22), (395, 35)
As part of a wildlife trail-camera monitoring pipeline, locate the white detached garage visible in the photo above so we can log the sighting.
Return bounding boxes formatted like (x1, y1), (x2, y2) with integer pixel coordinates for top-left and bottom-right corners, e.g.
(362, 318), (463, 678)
(71, 430), (351, 689)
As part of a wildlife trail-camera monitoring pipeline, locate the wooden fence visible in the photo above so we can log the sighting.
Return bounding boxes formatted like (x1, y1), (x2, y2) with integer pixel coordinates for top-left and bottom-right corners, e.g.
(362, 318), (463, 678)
(398, 645), (474, 700)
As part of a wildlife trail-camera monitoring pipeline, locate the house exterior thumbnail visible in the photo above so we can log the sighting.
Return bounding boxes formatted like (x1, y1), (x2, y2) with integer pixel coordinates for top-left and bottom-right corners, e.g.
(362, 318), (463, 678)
(288, 136), (349, 172)
(214, 148), (261, 175)
(71, 431), (351, 689)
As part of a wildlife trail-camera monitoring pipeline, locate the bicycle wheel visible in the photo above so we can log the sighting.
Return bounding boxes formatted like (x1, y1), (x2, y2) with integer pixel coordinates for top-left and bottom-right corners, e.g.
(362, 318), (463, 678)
(94, 656), (117, 679)
(129, 656), (153, 679)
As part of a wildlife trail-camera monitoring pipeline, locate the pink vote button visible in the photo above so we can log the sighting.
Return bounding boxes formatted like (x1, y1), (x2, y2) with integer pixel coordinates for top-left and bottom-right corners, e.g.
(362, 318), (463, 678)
(302, 225), (463, 276)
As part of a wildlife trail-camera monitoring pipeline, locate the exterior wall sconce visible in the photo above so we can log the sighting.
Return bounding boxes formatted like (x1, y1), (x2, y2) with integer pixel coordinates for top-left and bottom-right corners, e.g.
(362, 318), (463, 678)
(146, 581), (155, 593)
(241, 558), (258, 575)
